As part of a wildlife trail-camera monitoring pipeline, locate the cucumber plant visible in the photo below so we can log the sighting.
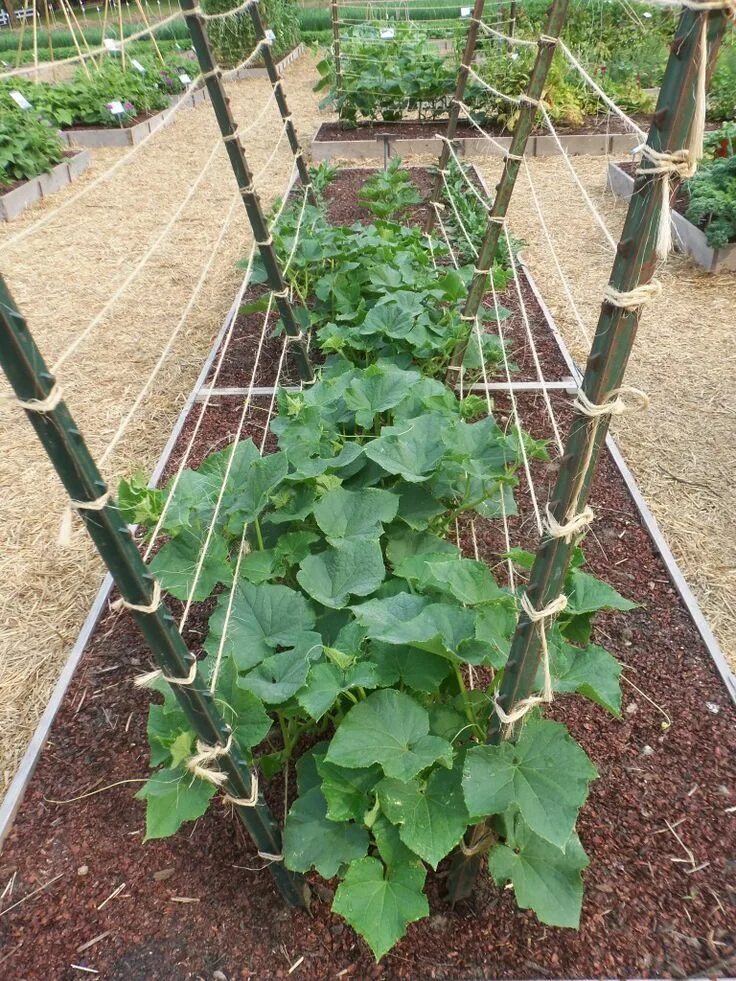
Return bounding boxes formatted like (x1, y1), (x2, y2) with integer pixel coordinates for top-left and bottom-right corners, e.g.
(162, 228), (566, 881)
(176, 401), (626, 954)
(124, 168), (634, 960)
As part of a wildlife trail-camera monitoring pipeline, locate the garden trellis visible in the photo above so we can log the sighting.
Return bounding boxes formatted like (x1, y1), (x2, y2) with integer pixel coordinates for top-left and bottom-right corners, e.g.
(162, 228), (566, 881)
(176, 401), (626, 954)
(0, 0), (735, 964)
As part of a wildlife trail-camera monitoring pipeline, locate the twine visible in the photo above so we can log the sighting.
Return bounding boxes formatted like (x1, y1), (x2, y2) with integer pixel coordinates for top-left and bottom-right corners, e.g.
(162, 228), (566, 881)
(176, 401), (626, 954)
(222, 130), (240, 143)
(17, 383), (63, 413)
(473, 266), (492, 276)
(494, 593), (568, 725)
(505, 152), (523, 162)
(223, 769), (259, 807)
(187, 734), (233, 787)
(636, 146), (696, 258)
(544, 503), (594, 543)
(256, 851), (284, 863)
(285, 330), (306, 344)
(573, 385), (650, 419)
(602, 281), (662, 309)
(459, 827), (496, 857)
(256, 235), (273, 246)
(58, 489), (111, 547)
(538, 34), (559, 44)
(112, 580), (162, 615)
(519, 94), (540, 107)
(272, 286), (290, 299)
(133, 656), (198, 689)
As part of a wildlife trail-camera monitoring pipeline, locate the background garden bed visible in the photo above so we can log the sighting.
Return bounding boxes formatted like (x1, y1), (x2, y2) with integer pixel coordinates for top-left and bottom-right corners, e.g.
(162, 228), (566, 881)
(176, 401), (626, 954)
(0, 165), (733, 980)
(607, 160), (736, 274)
(312, 120), (643, 162)
(0, 150), (91, 221)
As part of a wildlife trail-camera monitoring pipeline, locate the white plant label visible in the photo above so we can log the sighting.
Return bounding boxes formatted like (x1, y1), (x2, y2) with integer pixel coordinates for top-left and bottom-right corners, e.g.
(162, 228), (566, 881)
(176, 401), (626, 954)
(9, 90), (32, 110)
(131, 58), (146, 73)
(179, 73), (192, 85)
(461, 7), (471, 17)
(265, 29), (276, 41)
(380, 27), (395, 39)
(107, 100), (126, 116)
(103, 38), (120, 52)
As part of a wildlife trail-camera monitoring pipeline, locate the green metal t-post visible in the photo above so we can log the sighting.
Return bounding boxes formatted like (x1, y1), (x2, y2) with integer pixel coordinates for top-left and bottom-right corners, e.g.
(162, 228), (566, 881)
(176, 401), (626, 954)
(180, 0), (313, 383)
(446, 5), (729, 903)
(425, 0), (487, 234)
(247, 1), (317, 207)
(450, 0), (569, 375)
(0, 276), (310, 910)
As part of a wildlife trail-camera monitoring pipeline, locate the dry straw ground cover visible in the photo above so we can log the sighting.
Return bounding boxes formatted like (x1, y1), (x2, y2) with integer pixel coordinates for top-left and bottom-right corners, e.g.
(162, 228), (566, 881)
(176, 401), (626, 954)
(0, 53), (330, 789)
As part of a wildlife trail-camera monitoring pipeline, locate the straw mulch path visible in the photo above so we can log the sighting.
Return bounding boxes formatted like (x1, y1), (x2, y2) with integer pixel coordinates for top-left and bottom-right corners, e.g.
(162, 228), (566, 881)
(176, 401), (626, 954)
(0, 53), (330, 790)
(494, 155), (736, 672)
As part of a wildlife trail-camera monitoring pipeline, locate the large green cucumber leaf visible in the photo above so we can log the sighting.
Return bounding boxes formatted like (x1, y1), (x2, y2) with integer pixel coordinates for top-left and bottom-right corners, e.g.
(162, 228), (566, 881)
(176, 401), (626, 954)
(363, 414), (447, 482)
(488, 815), (589, 928)
(565, 570), (636, 615)
(377, 765), (469, 869)
(352, 592), (475, 656)
(237, 632), (322, 705)
(313, 487), (399, 543)
(332, 856), (428, 961)
(149, 529), (232, 602)
(136, 766), (216, 841)
(344, 362), (421, 428)
(316, 756), (382, 822)
(222, 452), (289, 535)
(462, 718), (597, 848)
(297, 660), (381, 720)
(326, 689), (453, 781)
(297, 539), (386, 609)
(204, 580), (316, 671)
(283, 786), (369, 878)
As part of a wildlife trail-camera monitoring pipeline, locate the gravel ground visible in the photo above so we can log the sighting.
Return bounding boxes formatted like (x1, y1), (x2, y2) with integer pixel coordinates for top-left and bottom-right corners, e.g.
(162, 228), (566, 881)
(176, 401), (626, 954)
(0, 52), (330, 790)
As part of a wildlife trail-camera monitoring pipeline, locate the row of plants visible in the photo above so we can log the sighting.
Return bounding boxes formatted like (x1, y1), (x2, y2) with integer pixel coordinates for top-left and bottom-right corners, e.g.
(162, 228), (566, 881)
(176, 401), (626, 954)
(200, 0), (301, 68)
(0, 111), (64, 189)
(316, 21), (656, 128)
(122, 163), (633, 959)
(1, 55), (195, 130)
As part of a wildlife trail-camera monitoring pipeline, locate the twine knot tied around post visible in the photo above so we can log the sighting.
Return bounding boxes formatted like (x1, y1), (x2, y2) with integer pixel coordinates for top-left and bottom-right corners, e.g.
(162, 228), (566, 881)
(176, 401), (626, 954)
(187, 734), (233, 787)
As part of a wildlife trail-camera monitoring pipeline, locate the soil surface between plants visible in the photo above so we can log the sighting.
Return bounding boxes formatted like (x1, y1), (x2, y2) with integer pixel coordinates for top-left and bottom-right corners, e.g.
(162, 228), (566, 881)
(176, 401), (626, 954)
(1, 170), (734, 981)
(314, 115), (653, 142)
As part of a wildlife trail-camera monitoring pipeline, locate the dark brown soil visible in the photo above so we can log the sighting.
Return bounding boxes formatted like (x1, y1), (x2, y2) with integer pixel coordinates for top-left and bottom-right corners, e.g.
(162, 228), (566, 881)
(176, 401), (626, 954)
(315, 114), (654, 142)
(2, 167), (733, 981)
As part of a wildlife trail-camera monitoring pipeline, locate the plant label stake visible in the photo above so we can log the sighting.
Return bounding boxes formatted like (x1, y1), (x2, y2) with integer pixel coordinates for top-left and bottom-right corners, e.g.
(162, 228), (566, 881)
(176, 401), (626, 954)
(9, 90), (33, 110)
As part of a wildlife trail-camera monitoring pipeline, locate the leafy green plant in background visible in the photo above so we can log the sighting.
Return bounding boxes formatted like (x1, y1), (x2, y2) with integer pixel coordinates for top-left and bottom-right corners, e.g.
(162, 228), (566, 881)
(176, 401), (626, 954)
(0, 58), (191, 128)
(315, 21), (464, 126)
(121, 164), (635, 958)
(685, 123), (736, 248)
(0, 110), (64, 188)
(201, 0), (300, 68)
(358, 156), (422, 219)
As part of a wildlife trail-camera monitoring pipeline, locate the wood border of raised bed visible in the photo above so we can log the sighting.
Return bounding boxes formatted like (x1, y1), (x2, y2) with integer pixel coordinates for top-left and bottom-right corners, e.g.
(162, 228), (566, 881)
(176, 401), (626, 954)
(607, 159), (736, 273)
(0, 150), (91, 221)
(310, 121), (639, 162)
(1, 163), (733, 857)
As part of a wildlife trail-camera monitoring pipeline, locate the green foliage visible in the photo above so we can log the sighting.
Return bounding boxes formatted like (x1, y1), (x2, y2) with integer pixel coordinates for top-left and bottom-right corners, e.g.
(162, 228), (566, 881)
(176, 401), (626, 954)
(359, 157), (423, 220)
(0, 110), (63, 189)
(0, 57), (194, 129)
(315, 21), (459, 126)
(128, 169), (632, 959)
(685, 123), (736, 249)
(201, 0), (300, 68)
(707, 42), (736, 124)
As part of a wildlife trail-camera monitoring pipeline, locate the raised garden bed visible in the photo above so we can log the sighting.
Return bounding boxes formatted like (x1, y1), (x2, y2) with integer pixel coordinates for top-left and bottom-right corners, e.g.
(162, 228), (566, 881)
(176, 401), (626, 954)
(607, 159), (736, 273)
(59, 90), (209, 150)
(225, 42), (306, 81)
(311, 119), (644, 162)
(0, 149), (91, 221)
(1, 165), (734, 979)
